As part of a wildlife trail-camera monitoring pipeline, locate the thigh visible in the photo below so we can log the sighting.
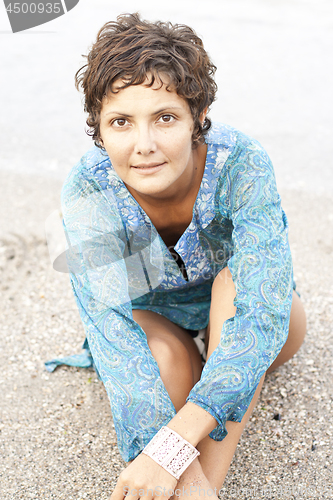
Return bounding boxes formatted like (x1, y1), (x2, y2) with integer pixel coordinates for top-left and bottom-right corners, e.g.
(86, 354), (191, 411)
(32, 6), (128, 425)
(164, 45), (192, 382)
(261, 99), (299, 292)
(206, 267), (306, 370)
(132, 309), (203, 384)
(267, 290), (306, 373)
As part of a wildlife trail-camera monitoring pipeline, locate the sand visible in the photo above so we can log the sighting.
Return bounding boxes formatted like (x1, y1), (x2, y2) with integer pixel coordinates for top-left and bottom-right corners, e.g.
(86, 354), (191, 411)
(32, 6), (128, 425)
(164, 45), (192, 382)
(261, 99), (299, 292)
(1, 169), (332, 500)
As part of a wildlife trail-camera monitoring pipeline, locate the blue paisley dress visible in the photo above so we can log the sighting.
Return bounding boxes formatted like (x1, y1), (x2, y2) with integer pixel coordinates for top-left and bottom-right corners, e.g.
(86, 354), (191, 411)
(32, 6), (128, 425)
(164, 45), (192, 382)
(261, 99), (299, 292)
(57, 123), (293, 462)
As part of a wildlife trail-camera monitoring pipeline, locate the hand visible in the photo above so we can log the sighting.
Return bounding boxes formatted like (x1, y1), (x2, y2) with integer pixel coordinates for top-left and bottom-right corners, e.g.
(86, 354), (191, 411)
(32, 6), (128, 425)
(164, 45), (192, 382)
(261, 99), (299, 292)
(110, 452), (178, 500)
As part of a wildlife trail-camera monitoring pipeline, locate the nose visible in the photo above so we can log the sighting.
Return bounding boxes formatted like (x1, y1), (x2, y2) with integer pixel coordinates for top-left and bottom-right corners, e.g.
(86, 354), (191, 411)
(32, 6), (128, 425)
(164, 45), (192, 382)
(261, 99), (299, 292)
(134, 124), (157, 155)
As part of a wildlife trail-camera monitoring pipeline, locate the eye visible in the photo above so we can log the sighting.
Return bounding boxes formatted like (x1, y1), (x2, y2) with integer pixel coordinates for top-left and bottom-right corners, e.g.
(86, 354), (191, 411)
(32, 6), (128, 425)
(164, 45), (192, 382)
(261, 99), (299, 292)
(111, 118), (128, 128)
(158, 114), (175, 124)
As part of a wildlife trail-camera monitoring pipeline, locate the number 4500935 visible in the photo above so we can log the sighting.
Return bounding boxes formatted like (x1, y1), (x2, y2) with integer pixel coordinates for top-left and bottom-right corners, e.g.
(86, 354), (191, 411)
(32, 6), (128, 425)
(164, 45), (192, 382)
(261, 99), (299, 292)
(6, 3), (62, 14)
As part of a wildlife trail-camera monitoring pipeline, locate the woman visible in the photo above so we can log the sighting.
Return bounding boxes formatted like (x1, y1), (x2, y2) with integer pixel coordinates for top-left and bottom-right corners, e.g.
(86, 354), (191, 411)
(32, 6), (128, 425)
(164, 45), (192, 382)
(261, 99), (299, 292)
(62, 13), (306, 499)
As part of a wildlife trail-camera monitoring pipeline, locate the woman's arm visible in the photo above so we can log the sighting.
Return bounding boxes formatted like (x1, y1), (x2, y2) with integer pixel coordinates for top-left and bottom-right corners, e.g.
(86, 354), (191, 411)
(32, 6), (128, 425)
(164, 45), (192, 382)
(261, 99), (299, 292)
(166, 402), (217, 446)
(186, 132), (293, 439)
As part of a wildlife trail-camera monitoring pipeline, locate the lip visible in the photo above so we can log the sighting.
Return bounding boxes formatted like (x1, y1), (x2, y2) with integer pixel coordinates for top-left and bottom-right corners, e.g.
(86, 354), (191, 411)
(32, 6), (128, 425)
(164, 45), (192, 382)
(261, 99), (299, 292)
(131, 162), (166, 174)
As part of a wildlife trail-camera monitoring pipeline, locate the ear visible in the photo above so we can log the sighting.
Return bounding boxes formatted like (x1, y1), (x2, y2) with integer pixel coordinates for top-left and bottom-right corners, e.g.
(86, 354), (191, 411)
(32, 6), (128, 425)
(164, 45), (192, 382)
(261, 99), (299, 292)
(199, 107), (208, 126)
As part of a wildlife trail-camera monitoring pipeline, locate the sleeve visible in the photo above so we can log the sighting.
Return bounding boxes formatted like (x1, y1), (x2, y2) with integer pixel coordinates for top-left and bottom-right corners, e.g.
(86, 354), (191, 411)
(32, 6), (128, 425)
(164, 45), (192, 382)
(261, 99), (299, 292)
(61, 165), (176, 462)
(186, 133), (293, 440)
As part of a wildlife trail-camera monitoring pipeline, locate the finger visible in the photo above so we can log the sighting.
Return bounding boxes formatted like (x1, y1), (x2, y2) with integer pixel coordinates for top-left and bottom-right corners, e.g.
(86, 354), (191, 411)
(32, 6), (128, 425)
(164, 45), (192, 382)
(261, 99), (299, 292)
(151, 487), (174, 500)
(123, 487), (143, 500)
(110, 481), (128, 500)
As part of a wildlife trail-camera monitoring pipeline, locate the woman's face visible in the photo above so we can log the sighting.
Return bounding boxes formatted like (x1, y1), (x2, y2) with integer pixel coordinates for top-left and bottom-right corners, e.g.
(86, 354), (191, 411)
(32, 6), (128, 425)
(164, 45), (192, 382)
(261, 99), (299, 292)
(99, 78), (201, 202)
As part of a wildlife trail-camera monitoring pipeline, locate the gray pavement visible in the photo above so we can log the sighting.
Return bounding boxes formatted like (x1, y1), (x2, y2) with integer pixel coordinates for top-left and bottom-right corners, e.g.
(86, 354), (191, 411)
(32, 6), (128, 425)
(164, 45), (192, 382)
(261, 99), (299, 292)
(0, 1), (333, 499)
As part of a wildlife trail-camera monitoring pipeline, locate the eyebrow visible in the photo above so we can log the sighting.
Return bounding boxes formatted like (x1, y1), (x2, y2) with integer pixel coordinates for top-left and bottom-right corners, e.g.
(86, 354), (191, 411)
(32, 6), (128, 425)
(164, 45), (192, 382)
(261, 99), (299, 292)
(104, 111), (133, 117)
(104, 106), (184, 117)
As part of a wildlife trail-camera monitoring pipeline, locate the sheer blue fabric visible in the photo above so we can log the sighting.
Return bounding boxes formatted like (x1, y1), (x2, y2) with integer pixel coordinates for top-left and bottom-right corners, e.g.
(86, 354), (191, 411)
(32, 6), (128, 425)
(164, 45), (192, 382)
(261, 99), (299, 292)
(55, 123), (293, 461)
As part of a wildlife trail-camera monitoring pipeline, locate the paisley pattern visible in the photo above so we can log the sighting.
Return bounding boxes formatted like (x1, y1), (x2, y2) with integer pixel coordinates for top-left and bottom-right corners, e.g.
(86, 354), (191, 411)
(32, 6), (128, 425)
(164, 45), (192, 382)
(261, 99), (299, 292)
(61, 123), (293, 461)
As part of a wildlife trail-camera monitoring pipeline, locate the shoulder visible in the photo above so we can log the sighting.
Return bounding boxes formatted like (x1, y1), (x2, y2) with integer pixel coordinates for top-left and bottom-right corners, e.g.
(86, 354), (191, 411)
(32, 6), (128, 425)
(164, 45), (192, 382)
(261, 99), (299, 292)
(62, 146), (111, 194)
(207, 123), (271, 163)
(207, 122), (274, 182)
(205, 122), (239, 148)
(207, 123), (278, 213)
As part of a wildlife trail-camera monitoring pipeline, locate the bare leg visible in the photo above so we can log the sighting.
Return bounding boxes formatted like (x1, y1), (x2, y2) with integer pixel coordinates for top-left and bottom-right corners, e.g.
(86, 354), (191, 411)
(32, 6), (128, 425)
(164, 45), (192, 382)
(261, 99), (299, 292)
(132, 309), (202, 412)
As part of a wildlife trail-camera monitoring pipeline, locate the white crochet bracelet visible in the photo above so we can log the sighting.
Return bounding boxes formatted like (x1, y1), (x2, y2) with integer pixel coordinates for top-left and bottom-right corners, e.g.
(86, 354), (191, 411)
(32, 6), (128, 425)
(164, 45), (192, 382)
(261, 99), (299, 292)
(142, 426), (200, 480)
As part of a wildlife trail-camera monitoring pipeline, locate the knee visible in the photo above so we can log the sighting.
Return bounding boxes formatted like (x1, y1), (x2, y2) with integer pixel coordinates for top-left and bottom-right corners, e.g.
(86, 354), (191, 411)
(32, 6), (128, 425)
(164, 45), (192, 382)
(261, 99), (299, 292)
(289, 291), (307, 350)
(147, 335), (192, 375)
(147, 335), (195, 409)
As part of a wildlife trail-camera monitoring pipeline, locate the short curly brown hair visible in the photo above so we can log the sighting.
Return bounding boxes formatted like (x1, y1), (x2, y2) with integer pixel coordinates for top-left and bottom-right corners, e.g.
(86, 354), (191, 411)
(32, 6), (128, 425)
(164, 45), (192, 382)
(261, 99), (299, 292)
(75, 13), (217, 149)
